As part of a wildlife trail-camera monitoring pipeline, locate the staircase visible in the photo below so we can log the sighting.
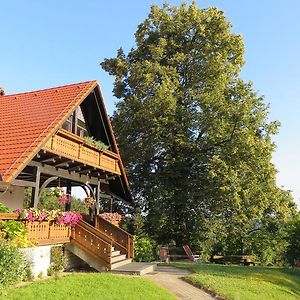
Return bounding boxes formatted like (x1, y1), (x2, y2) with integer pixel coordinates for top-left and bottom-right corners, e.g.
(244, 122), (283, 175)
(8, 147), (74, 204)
(66, 216), (134, 272)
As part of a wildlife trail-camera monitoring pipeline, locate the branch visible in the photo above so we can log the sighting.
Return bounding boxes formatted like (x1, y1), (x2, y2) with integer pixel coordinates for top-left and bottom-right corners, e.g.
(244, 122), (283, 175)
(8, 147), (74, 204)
(199, 119), (238, 153)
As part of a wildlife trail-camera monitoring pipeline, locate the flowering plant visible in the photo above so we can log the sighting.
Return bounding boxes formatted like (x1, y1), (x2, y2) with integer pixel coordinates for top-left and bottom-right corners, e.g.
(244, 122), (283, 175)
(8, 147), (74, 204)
(59, 194), (70, 206)
(52, 187), (70, 206)
(84, 197), (96, 208)
(52, 187), (64, 197)
(99, 212), (123, 222)
(15, 208), (82, 227)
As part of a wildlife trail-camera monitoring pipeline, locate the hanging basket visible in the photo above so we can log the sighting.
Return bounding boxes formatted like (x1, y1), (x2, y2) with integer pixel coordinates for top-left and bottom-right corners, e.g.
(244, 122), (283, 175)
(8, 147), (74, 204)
(84, 197), (96, 208)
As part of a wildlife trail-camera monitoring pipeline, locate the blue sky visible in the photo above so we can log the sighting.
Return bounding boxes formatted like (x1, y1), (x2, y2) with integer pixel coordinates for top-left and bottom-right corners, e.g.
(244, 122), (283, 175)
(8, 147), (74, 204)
(1, 1), (299, 206)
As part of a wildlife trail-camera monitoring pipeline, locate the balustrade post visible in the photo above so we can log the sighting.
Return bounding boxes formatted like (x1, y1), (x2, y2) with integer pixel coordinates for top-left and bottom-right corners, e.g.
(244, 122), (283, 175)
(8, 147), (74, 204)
(127, 236), (131, 258)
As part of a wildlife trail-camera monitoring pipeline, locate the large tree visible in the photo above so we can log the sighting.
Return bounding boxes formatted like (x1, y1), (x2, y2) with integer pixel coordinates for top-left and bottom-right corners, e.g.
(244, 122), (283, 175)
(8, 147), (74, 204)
(101, 3), (295, 255)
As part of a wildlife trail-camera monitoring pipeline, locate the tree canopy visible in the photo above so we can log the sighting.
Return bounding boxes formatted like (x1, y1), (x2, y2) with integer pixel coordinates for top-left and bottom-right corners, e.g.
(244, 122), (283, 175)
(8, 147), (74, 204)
(101, 2), (296, 261)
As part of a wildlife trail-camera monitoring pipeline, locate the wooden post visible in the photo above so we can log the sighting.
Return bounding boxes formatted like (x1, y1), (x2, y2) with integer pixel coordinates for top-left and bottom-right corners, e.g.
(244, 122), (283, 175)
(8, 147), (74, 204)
(30, 187), (35, 208)
(66, 182), (71, 211)
(95, 181), (101, 215)
(33, 166), (41, 208)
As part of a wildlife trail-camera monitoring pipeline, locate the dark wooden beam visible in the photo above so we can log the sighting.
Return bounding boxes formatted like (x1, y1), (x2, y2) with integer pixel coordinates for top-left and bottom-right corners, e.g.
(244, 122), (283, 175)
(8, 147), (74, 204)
(53, 160), (74, 168)
(11, 179), (36, 188)
(40, 157), (57, 164)
(29, 161), (106, 185)
(67, 164), (83, 172)
(33, 166), (41, 207)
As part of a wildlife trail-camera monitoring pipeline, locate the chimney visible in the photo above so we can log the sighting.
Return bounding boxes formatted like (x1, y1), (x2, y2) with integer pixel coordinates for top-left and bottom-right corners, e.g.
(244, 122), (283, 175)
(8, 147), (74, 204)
(0, 87), (5, 96)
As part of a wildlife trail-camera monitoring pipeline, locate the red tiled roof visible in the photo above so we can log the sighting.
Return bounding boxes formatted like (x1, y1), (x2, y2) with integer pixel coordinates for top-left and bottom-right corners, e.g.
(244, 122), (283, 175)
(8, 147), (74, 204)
(0, 80), (98, 182)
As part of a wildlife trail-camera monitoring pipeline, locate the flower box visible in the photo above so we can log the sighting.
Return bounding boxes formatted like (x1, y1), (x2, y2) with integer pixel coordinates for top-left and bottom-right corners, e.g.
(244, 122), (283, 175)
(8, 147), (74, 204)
(99, 212), (123, 227)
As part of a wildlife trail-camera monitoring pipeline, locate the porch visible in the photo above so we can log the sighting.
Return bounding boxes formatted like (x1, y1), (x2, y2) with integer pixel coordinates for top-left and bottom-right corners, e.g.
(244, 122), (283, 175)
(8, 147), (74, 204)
(0, 212), (134, 271)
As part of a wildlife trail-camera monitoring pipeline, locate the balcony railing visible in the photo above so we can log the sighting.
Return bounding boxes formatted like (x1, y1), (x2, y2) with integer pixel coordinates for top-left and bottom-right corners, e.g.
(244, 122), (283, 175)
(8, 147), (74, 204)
(43, 129), (121, 175)
(0, 213), (71, 246)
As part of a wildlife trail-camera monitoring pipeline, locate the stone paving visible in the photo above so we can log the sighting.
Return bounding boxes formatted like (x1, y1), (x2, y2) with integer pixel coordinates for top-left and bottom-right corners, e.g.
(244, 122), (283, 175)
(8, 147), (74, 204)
(145, 266), (215, 300)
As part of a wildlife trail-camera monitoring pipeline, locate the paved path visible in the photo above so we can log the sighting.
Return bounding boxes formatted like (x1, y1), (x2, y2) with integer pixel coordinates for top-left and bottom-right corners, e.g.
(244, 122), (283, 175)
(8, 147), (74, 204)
(145, 266), (215, 300)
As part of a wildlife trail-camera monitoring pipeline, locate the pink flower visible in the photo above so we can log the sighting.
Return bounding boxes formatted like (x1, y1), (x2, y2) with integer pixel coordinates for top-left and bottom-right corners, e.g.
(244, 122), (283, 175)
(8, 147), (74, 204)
(59, 194), (70, 206)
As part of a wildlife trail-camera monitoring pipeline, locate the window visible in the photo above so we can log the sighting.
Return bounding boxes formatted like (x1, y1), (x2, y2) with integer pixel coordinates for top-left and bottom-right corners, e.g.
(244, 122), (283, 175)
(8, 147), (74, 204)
(62, 108), (88, 137)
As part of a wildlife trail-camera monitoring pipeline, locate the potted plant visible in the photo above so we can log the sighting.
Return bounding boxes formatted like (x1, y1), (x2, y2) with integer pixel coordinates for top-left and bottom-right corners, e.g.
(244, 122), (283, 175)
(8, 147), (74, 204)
(84, 197), (96, 209)
(99, 212), (123, 227)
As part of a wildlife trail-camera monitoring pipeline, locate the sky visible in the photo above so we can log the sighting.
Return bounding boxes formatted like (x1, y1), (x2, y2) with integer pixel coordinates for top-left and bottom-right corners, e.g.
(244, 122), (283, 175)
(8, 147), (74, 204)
(0, 0), (299, 206)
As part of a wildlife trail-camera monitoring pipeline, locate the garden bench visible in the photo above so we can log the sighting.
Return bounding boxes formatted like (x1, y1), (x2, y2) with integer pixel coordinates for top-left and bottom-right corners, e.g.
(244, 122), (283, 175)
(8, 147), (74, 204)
(210, 255), (257, 266)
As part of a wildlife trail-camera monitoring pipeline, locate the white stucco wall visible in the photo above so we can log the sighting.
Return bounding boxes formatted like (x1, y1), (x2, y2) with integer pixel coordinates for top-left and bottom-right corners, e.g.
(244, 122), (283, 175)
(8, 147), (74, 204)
(0, 186), (25, 210)
(20, 245), (51, 278)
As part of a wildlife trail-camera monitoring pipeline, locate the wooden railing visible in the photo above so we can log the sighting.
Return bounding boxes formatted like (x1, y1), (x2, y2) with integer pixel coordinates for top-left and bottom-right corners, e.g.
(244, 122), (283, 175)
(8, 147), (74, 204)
(43, 130), (121, 175)
(0, 213), (71, 246)
(0, 212), (19, 220)
(71, 220), (112, 269)
(95, 215), (134, 259)
(26, 221), (71, 245)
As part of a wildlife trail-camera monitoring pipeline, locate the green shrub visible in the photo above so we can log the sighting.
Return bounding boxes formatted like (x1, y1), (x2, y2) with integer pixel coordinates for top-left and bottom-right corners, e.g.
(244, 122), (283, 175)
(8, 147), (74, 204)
(0, 202), (10, 213)
(0, 239), (30, 288)
(0, 220), (27, 240)
(0, 220), (33, 247)
(48, 246), (66, 276)
(133, 236), (155, 262)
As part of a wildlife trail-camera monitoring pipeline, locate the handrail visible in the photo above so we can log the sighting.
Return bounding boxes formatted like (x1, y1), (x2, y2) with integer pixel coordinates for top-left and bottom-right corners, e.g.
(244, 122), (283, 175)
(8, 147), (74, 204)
(0, 212), (19, 220)
(95, 215), (134, 259)
(71, 220), (112, 269)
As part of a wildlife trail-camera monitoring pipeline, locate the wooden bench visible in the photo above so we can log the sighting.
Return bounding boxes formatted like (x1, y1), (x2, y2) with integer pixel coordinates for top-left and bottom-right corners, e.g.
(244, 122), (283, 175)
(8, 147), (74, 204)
(210, 255), (257, 266)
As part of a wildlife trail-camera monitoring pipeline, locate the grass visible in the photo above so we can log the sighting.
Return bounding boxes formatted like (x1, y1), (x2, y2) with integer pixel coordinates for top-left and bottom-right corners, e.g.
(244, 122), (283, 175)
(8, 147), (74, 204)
(169, 263), (300, 300)
(3, 273), (176, 300)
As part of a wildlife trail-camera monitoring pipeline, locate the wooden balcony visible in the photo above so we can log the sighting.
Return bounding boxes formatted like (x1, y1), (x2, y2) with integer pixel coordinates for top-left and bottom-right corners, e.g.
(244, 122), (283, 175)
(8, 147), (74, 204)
(43, 129), (121, 175)
(0, 213), (71, 246)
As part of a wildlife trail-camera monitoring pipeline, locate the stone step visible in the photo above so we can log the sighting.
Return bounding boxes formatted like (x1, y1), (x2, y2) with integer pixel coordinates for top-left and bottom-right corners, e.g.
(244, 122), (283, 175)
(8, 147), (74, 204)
(111, 254), (127, 263)
(111, 250), (121, 257)
(111, 258), (132, 269)
(111, 262), (157, 275)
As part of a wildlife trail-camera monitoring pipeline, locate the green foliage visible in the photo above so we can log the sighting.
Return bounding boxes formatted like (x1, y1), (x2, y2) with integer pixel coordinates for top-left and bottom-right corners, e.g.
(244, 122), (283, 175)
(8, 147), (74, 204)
(0, 202), (10, 213)
(286, 213), (300, 265)
(133, 235), (155, 262)
(0, 220), (26, 242)
(0, 240), (30, 289)
(101, 1), (296, 263)
(170, 263), (300, 300)
(24, 188), (88, 214)
(48, 246), (66, 276)
(5, 273), (176, 300)
(0, 220), (34, 248)
(84, 136), (109, 151)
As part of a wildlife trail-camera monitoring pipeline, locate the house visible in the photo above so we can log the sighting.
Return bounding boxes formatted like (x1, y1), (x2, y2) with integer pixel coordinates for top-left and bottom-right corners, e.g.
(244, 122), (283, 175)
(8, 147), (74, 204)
(0, 81), (154, 276)
(0, 80), (131, 209)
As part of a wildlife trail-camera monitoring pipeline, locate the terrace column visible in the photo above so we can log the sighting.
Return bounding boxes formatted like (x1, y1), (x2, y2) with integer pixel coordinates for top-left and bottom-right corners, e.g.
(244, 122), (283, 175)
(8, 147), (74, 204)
(31, 166), (41, 208)
(95, 181), (101, 215)
(66, 182), (72, 211)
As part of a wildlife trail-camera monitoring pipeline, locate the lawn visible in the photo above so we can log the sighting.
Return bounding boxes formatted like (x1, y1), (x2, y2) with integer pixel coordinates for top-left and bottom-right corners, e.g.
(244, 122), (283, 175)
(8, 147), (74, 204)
(169, 263), (300, 300)
(3, 273), (176, 300)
